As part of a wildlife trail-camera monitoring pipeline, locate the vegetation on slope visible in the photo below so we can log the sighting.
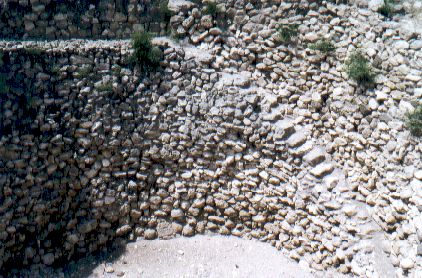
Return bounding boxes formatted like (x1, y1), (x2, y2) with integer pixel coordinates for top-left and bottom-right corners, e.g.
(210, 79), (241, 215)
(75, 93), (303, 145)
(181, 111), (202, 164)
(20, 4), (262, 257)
(130, 31), (163, 70)
(344, 50), (376, 86)
(406, 105), (422, 137)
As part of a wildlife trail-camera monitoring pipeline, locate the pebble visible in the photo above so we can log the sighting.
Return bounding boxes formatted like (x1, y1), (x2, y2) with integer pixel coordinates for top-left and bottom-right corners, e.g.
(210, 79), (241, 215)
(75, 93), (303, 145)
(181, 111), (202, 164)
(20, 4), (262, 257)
(415, 170), (422, 181)
(144, 229), (158, 240)
(105, 265), (114, 273)
(400, 258), (414, 270)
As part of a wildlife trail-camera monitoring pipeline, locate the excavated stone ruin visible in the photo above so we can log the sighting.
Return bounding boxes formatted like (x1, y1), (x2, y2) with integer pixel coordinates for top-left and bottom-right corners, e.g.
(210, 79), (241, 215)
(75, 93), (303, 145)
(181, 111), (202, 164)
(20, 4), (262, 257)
(0, 0), (421, 277)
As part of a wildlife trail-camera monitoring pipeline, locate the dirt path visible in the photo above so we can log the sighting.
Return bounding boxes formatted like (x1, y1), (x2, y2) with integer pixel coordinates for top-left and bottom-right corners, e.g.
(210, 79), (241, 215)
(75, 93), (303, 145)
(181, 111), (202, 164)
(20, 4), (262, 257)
(70, 235), (316, 278)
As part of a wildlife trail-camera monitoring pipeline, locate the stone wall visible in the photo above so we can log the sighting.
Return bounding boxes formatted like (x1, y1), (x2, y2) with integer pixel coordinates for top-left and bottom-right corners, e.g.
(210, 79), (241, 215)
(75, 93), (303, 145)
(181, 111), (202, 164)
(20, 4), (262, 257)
(0, 38), (350, 276)
(0, 0), (174, 39)
(0, 41), (142, 273)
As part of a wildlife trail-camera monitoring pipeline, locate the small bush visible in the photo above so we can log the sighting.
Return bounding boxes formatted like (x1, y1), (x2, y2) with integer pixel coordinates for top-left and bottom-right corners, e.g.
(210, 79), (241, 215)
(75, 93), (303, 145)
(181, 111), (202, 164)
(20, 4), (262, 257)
(309, 38), (335, 54)
(406, 105), (422, 137)
(132, 31), (153, 61)
(131, 31), (163, 69)
(378, 0), (394, 17)
(25, 47), (43, 56)
(205, 2), (219, 17)
(276, 24), (299, 44)
(50, 65), (61, 75)
(76, 66), (92, 78)
(155, 1), (172, 23)
(344, 50), (376, 86)
(97, 82), (113, 92)
(148, 47), (164, 65)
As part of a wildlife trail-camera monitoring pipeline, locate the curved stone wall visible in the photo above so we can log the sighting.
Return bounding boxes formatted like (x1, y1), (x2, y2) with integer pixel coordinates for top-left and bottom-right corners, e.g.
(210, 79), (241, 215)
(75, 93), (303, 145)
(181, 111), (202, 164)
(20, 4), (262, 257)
(0, 39), (349, 276)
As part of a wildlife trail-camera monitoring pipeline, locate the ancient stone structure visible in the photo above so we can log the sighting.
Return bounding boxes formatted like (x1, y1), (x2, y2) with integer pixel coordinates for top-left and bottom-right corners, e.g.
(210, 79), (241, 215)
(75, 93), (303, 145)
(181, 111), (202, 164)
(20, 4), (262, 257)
(0, 0), (421, 277)
(0, 0), (174, 39)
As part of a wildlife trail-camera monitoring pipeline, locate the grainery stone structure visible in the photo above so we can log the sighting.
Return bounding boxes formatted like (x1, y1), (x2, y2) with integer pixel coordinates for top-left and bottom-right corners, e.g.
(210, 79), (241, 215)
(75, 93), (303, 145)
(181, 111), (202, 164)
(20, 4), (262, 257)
(0, 0), (421, 277)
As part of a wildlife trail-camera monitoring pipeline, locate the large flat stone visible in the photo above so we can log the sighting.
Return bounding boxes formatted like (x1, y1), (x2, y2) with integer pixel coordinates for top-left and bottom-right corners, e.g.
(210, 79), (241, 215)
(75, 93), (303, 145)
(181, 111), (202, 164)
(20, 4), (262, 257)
(273, 119), (295, 140)
(311, 163), (334, 178)
(304, 147), (326, 166)
(287, 130), (307, 148)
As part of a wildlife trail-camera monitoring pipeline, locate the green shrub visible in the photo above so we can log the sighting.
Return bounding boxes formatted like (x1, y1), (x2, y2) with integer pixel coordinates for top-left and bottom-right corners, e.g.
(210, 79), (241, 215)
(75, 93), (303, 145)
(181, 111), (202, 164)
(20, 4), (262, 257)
(25, 47), (43, 56)
(378, 0), (394, 17)
(97, 82), (113, 92)
(148, 47), (164, 65)
(276, 24), (299, 44)
(406, 105), (422, 137)
(205, 1), (219, 17)
(309, 38), (336, 54)
(0, 51), (3, 67)
(344, 50), (376, 86)
(156, 1), (172, 23)
(50, 65), (61, 75)
(76, 66), (92, 78)
(132, 31), (153, 60)
(131, 31), (163, 69)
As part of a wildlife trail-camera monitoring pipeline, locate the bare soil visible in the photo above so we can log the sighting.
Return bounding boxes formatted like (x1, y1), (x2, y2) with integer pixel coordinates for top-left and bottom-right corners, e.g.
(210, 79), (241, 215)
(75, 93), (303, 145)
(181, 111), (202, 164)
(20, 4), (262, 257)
(69, 235), (317, 278)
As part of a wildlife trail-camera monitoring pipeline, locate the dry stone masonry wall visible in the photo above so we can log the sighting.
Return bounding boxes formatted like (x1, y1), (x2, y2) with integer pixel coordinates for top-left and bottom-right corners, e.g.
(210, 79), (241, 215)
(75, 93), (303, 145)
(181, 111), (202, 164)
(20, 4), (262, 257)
(0, 0), (422, 277)
(0, 0), (175, 39)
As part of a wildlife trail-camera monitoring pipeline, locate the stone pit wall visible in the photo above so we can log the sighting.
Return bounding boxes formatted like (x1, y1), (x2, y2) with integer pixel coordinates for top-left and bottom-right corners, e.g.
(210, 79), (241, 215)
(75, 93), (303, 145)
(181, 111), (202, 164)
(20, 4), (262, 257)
(1, 0), (422, 277)
(0, 41), (143, 273)
(0, 37), (351, 275)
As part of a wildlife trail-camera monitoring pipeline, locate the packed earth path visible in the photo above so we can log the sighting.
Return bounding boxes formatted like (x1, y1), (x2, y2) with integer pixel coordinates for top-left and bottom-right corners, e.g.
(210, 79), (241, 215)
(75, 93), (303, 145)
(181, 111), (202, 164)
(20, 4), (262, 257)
(68, 235), (319, 278)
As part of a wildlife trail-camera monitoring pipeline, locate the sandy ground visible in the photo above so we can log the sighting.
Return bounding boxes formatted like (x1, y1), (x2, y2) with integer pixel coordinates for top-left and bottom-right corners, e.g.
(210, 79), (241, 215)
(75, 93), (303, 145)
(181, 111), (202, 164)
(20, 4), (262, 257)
(68, 235), (316, 278)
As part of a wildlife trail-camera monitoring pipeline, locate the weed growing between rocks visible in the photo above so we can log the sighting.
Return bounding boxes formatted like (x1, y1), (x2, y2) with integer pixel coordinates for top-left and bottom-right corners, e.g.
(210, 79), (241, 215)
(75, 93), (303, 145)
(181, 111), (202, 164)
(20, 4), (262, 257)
(153, 0), (172, 24)
(344, 50), (376, 87)
(205, 1), (220, 17)
(130, 31), (163, 70)
(378, 0), (394, 18)
(309, 38), (336, 54)
(97, 82), (113, 92)
(50, 65), (61, 75)
(22, 47), (45, 63)
(406, 105), (422, 137)
(276, 24), (299, 44)
(76, 66), (93, 79)
(25, 47), (43, 56)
